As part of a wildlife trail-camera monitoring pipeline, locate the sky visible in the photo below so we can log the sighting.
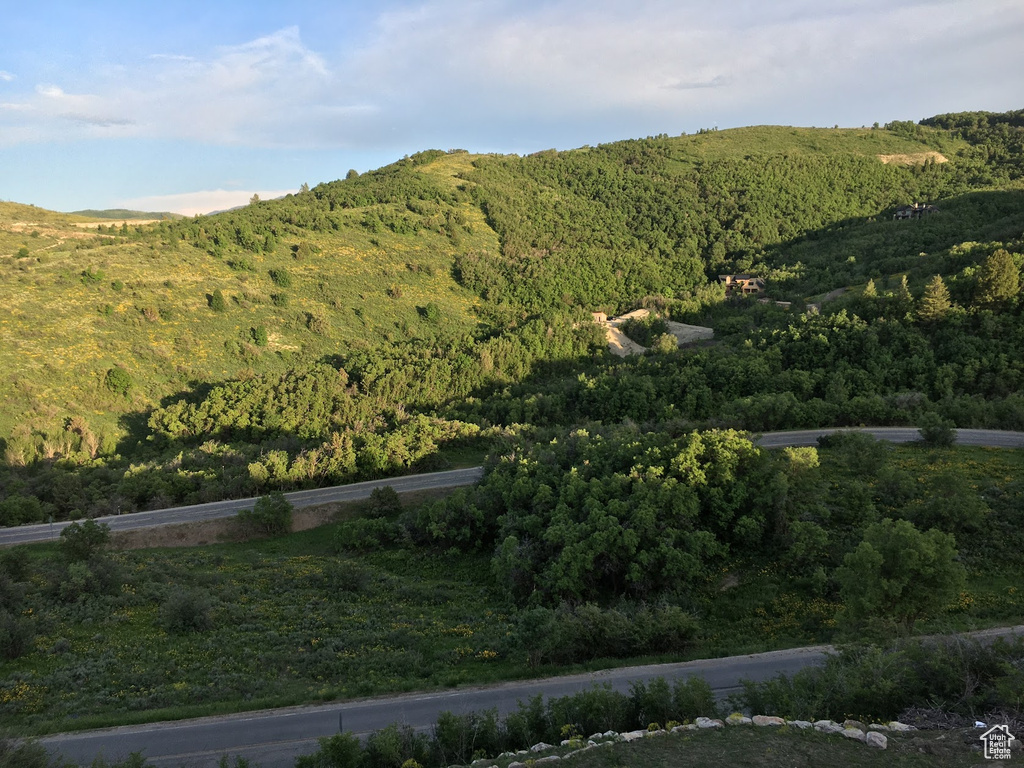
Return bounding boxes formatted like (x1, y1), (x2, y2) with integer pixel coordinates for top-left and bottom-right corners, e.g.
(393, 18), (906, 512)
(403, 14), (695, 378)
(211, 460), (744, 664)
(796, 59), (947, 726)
(1, 0), (1022, 215)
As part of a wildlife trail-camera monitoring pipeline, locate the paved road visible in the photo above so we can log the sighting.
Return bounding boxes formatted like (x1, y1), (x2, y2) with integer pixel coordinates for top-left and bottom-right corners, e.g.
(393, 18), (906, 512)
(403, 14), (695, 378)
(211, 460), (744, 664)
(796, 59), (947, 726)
(40, 625), (1024, 767)
(755, 426), (1024, 449)
(36, 645), (831, 767)
(0, 467), (484, 547)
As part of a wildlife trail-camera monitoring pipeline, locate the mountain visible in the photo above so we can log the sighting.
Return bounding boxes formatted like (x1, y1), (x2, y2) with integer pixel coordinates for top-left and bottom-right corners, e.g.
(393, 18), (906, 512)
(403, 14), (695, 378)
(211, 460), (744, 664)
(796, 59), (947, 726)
(67, 209), (186, 220)
(0, 111), (1022, 522)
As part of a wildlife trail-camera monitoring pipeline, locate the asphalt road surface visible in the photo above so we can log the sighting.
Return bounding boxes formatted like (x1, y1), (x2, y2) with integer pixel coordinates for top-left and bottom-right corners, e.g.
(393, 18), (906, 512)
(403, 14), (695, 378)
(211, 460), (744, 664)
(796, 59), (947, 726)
(754, 427), (1024, 449)
(40, 626), (1024, 767)
(0, 467), (484, 547)
(35, 644), (833, 767)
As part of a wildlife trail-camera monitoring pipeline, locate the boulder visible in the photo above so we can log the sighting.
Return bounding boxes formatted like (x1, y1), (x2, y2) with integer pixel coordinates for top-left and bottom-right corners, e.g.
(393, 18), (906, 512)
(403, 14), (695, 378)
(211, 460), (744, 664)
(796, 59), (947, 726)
(888, 721), (916, 732)
(868, 723), (890, 732)
(535, 757), (561, 764)
(530, 742), (554, 753)
(726, 713), (753, 726)
(866, 731), (888, 749)
(696, 717), (724, 729)
(787, 720), (813, 730)
(621, 730), (647, 742)
(814, 720), (844, 734)
(841, 727), (866, 742)
(753, 715), (786, 727)
(843, 719), (866, 731)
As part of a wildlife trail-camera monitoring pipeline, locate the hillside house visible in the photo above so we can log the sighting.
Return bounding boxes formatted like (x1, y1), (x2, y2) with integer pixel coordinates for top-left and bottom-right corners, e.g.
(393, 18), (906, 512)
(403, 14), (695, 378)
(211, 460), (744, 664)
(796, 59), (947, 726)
(591, 311), (608, 324)
(719, 274), (765, 295)
(894, 202), (939, 220)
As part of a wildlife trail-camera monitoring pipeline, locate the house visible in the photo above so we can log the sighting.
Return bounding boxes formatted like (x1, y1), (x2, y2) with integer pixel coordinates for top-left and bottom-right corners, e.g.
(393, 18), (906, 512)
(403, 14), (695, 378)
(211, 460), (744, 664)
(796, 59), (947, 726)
(894, 202), (939, 220)
(719, 274), (765, 295)
(591, 311), (608, 324)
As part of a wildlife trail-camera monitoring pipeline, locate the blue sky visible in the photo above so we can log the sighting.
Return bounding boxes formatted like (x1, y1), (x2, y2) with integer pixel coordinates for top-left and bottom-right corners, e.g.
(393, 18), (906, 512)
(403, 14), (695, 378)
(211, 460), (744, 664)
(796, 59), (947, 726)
(2, 0), (1022, 215)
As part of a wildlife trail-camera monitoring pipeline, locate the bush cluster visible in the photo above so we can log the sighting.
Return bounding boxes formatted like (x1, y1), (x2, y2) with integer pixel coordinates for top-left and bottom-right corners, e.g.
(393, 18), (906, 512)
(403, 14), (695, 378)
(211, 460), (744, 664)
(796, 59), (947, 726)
(297, 676), (718, 768)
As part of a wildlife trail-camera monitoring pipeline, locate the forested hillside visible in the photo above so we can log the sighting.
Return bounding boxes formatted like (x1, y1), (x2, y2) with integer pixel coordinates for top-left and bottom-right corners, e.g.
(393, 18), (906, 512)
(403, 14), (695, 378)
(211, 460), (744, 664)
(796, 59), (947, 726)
(0, 111), (1022, 525)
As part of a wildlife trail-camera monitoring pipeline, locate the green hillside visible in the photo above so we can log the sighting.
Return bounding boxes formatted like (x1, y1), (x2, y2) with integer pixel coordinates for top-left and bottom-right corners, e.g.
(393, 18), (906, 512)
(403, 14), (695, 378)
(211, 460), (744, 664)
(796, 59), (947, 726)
(1, 114), (1023, 522)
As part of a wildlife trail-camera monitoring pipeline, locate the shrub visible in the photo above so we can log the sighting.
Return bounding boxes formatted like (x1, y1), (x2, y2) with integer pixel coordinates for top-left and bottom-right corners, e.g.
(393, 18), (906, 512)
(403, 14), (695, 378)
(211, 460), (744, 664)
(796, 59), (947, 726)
(159, 588), (214, 634)
(364, 723), (430, 768)
(104, 366), (133, 397)
(431, 710), (501, 766)
(918, 411), (956, 447)
(271, 293), (289, 307)
(0, 609), (34, 660)
(209, 289), (226, 312)
(269, 268), (292, 288)
(296, 732), (363, 768)
(239, 491), (293, 536)
(367, 486), (403, 518)
(420, 303), (441, 323)
(251, 326), (269, 346)
(333, 518), (400, 551)
(59, 519), (111, 563)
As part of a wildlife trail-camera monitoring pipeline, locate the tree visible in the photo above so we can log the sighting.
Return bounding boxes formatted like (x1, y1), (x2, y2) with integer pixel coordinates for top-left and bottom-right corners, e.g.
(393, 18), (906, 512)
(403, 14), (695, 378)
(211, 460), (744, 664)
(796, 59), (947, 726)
(862, 278), (877, 298)
(252, 326), (269, 346)
(917, 274), (951, 322)
(249, 193), (260, 205)
(893, 274), (914, 316)
(209, 289), (226, 312)
(976, 248), (1020, 307)
(299, 182), (310, 194)
(346, 169), (359, 180)
(836, 518), (965, 635)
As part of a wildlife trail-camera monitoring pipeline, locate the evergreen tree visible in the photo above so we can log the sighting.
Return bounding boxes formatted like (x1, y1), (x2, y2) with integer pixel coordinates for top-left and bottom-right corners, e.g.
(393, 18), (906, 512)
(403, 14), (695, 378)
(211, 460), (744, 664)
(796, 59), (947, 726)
(976, 248), (1020, 307)
(891, 274), (914, 317)
(918, 274), (951, 322)
(863, 278), (877, 298)
(209, 289), (226, 313)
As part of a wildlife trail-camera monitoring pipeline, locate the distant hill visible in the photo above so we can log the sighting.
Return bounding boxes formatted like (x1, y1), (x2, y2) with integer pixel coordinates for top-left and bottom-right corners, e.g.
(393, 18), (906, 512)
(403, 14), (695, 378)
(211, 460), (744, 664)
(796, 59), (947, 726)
(68, 208), (185, 220)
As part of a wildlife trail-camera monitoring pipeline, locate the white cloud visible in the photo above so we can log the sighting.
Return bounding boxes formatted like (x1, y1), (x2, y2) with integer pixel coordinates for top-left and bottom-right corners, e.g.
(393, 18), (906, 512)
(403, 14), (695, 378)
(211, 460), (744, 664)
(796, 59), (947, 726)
(119, 188), (298, 217)
(1, 2), (1022, 153)
(0, 71), (14, 82)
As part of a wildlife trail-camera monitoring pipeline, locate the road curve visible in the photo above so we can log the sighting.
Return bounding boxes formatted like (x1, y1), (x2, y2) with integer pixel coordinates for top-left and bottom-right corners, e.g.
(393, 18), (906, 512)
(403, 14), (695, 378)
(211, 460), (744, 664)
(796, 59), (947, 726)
(0, 467), (484, 547)
(3, 429), (1022, 548)
(41, 625), (1024, 767)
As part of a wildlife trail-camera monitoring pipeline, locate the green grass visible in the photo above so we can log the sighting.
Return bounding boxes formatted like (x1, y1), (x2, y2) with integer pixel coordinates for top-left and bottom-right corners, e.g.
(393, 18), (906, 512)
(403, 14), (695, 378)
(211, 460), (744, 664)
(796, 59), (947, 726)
(553, 727), (982, 768)
(664, 124), (967, 163)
